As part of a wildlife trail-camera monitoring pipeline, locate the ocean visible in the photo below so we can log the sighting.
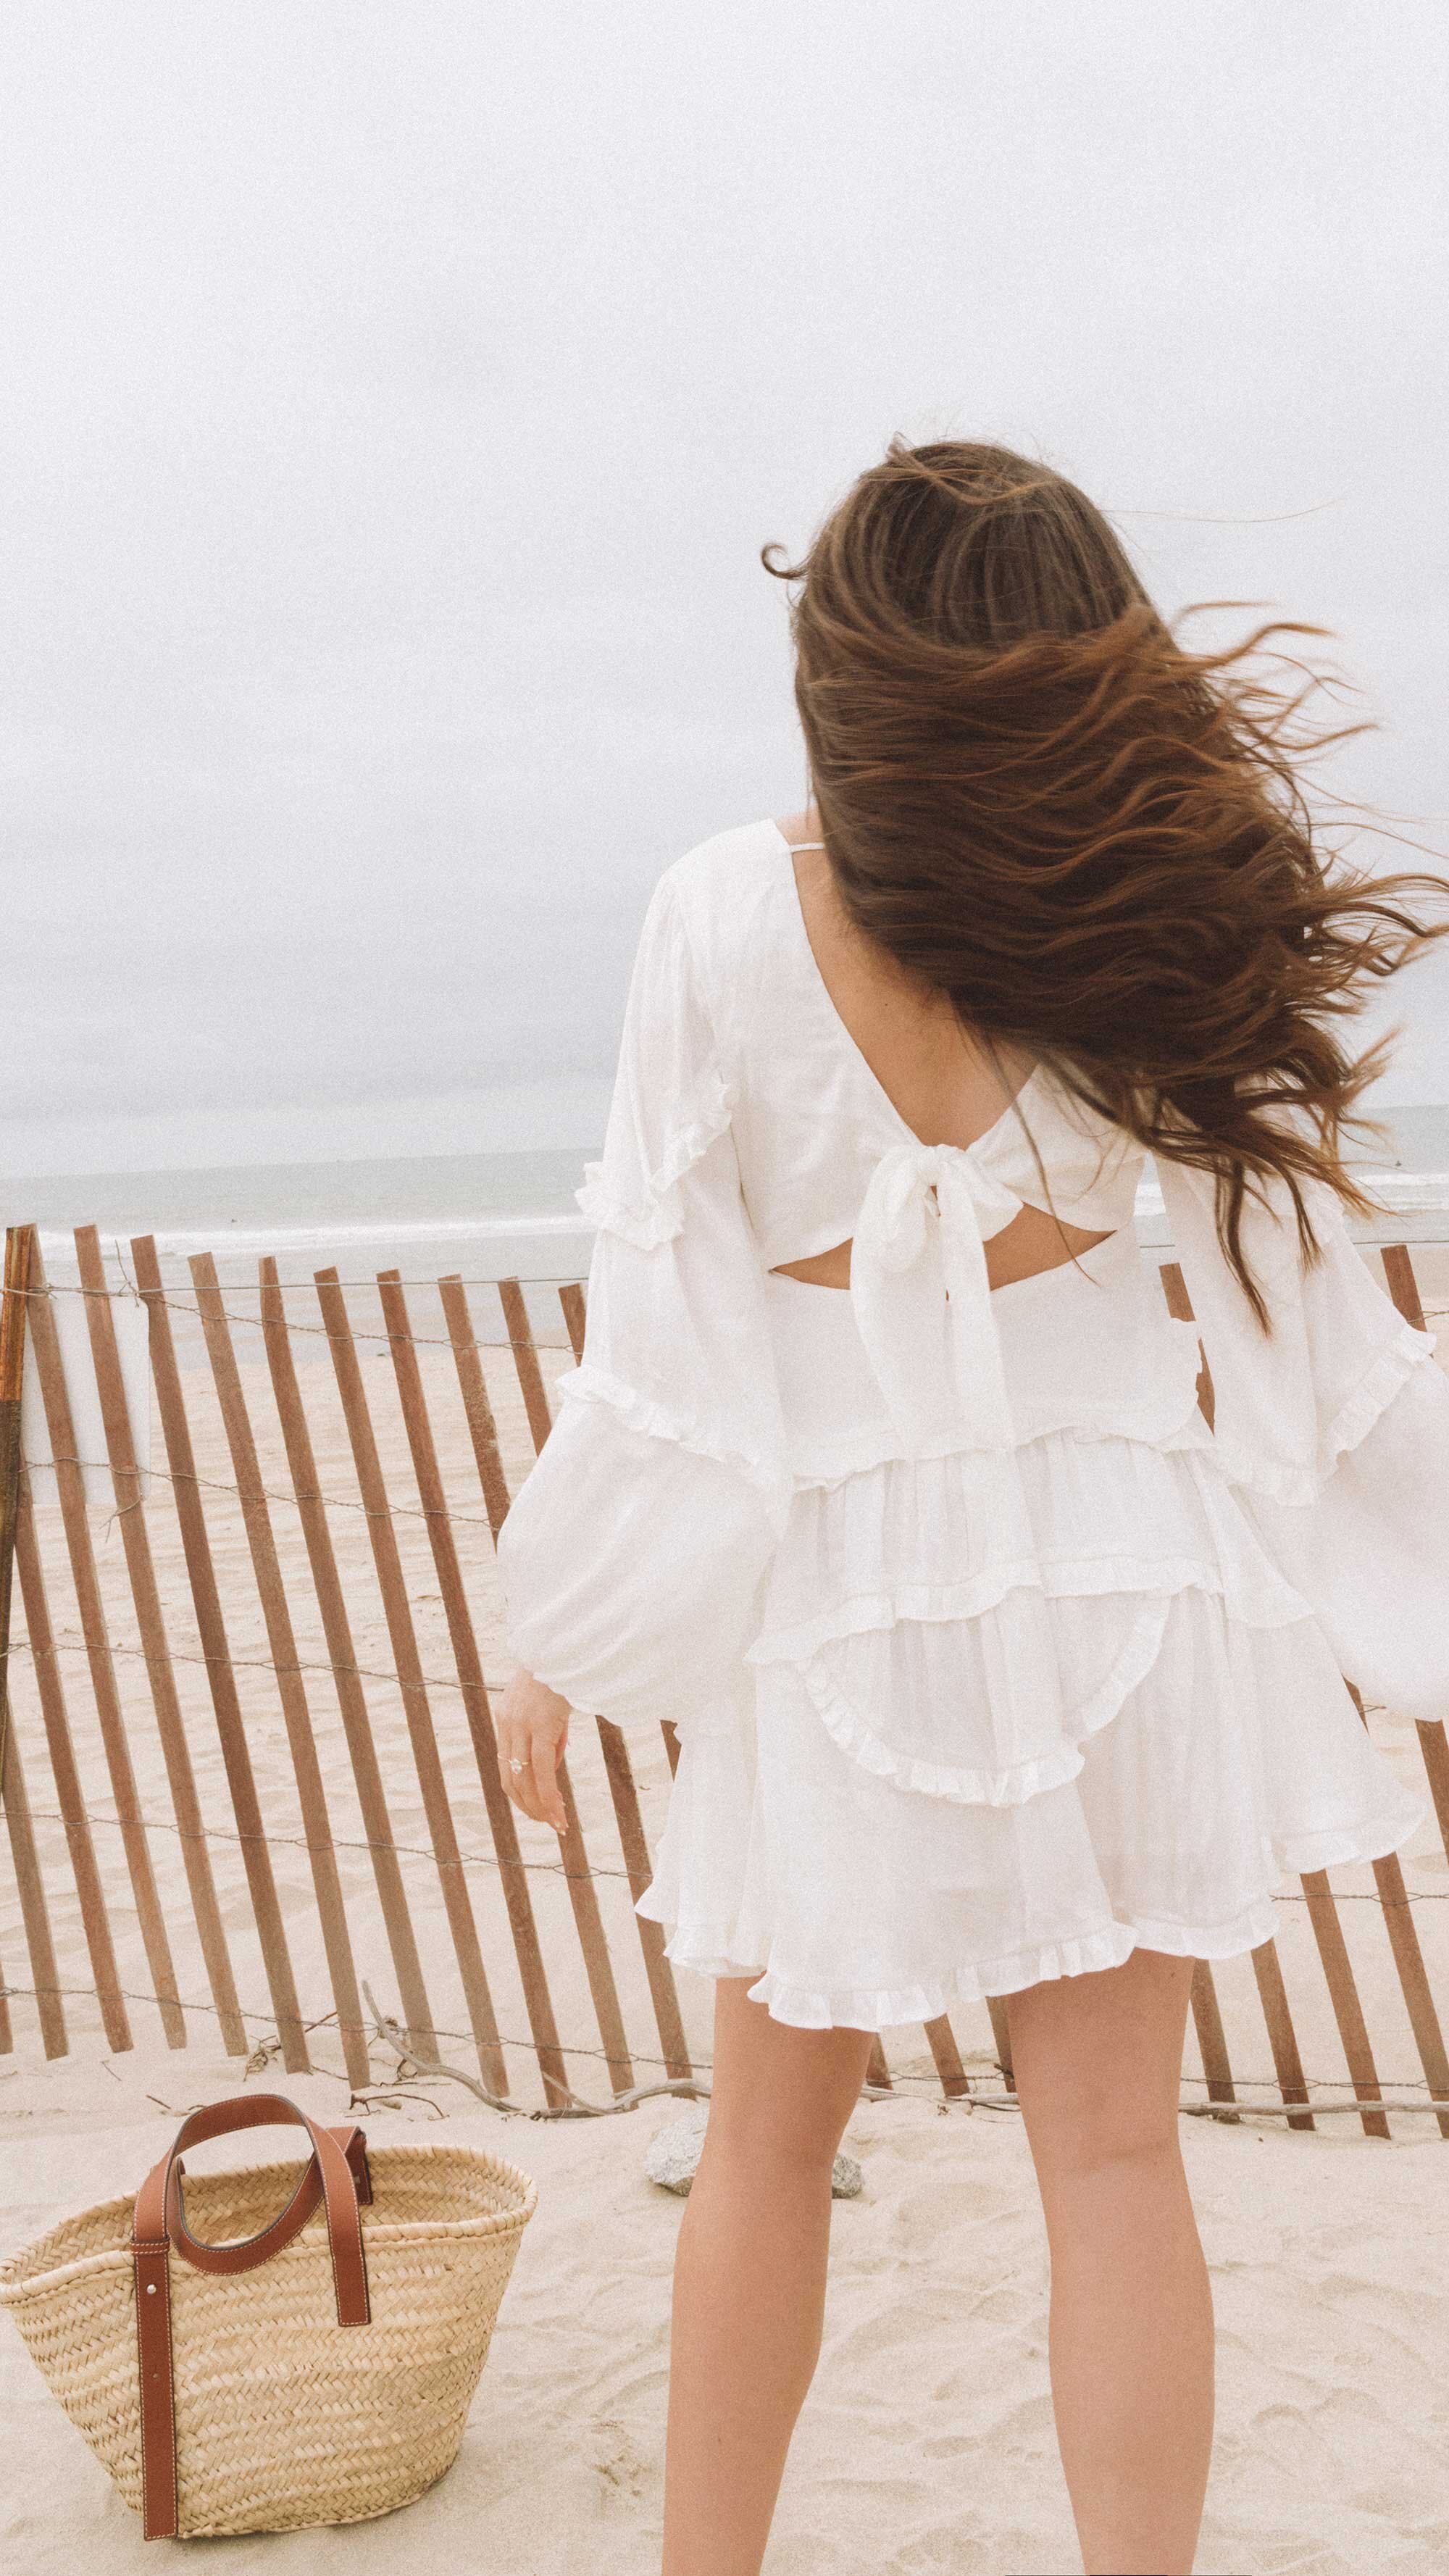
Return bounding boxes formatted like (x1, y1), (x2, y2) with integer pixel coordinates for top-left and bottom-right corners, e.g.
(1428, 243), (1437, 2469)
(7, 1103), (1449, 1320)
(0, 1145), (604, 1366)
(1, 1145), (598, 1292)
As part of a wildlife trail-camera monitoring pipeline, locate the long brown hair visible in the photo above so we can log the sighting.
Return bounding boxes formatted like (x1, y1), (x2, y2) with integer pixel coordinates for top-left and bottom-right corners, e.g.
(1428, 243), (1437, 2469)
(762, 437), (1449, 1327)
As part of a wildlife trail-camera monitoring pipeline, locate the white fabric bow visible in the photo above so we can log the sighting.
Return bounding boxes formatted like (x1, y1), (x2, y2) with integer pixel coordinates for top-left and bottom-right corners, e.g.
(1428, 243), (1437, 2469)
(850, 1141), (1023, 1454)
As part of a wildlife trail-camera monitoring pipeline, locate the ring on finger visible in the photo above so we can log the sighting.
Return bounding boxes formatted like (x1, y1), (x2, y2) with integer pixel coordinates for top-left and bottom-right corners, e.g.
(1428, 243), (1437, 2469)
(508, 1756), (525, 1774)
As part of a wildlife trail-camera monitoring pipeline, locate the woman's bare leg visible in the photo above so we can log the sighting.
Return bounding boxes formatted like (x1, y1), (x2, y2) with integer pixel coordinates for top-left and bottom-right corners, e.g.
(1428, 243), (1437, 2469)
(1007, 1947), (1214, 2576)
(661, 1975), (876, 2576)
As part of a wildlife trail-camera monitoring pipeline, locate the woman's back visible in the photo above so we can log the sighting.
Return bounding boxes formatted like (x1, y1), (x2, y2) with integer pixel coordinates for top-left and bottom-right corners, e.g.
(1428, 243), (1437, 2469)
(770, 809), (1113, 1291)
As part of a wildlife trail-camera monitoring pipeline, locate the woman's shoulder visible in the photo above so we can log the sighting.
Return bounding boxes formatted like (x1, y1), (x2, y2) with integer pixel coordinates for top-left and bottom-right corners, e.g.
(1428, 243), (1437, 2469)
(654, 814), (791, 980)
(661, 812), (788, 900)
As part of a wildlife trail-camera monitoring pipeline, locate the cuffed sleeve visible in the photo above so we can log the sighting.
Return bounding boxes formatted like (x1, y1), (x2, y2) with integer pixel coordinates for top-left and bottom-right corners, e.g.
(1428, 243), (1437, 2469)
(494, 869), (792, 1728)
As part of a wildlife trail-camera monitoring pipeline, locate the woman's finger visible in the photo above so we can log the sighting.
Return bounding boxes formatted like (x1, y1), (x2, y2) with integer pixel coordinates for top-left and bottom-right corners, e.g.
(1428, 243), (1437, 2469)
(498, 1713), (566, 1832)
(526, 1728), (567, 1834)
(498, 1726), (542, 1822)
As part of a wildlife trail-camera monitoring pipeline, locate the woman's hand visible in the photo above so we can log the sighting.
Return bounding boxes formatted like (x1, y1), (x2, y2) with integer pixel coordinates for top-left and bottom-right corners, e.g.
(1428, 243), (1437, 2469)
(497, 1668), (572, 1832)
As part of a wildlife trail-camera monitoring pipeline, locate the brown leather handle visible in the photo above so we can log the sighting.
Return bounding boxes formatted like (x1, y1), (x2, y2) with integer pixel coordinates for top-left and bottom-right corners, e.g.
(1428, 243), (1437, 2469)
(138, 2093), (372, 2286)
(130, 2093), (372, 2540)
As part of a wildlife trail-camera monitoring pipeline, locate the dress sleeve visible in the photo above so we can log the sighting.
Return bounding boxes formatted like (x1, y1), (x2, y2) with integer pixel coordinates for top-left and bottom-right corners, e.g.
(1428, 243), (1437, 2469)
(1154, 1148), (1449, 1719)
(493, 868), (792, 1729)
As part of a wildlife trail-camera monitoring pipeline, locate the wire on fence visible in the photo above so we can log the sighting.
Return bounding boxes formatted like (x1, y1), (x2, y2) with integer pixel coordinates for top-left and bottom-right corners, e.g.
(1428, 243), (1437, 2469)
(12, 1275), (581, 1351)
(4, 1979), (1449, 2125)
(17, 1801), (1445, 1905)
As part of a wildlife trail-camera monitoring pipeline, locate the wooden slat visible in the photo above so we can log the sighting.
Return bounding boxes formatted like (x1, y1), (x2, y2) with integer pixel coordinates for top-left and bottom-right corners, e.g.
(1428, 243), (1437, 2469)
(73, 1230), (246, 2054)
(0, 1227), (27, 1782)
(0, 1696), (66, 2056)
(1379, 1241), (1426, 1331)
(1156, 1259), (1190, 1321)
(0, 1236), (65, 2052)
(0, 1225), (29, 2054)
(1369, 1851), (1449, 2136)
(437, 1277), (512, 1543)
(1340, 1676), (1449, 2134)
(1249, 1939), (1314, 2132)
(459, 1265), (635, 2090)
(661, 1719), (681, 1779)
(14, 1490), (130, 2050)
(1156, 1259), (1215, 1425)
(1414, 1720), (1449, 1870)
(596, 1714), (692, 2082)
(1190, 1961), (1239, 2116)
(1300, 1869), (1390, 2138)
(498, 1276), (554, 1452)
(130, 1235), (310, 2069)
(553, 1753), (635, 2096)
(190, 1254), (369, 2086)
(312, 1266), (506, 2093)
(258, 1258), (438, 2061)
(923, 2013), (971, 2098)
(377, 1268), (569, 2106)
(558, 1282), (587, 1362)
(25, 1236), (184, 2045)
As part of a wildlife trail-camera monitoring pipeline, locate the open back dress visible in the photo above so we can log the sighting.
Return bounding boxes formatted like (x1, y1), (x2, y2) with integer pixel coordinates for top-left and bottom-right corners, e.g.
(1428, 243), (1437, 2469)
(496, 817), (1447, 2030)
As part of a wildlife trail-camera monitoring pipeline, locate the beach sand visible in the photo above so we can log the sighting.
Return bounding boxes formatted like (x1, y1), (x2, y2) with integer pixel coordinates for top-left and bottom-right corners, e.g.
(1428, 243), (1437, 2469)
(2, 2043), (1448, 2575)
(2, 1246), (1449, 2569)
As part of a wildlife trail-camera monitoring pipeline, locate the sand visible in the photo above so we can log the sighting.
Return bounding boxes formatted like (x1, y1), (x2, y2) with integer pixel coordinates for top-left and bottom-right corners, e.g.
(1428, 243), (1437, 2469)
(3, 2039), (1448, 2575)
(2, 1248), (1449, 2569)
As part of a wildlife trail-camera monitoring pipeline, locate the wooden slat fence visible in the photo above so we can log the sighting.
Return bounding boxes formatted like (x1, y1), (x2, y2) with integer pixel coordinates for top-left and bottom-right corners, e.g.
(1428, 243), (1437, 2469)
(1, 1219), (1448, 2135)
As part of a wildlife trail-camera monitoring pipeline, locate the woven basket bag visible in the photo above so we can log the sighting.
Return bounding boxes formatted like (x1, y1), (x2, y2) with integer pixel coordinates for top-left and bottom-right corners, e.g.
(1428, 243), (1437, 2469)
(0, 2091), (538, 2540)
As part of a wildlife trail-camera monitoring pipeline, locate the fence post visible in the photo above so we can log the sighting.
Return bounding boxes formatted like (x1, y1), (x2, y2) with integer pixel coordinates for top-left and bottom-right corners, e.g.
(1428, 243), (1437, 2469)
(0, 1227), (30, 1848)
(0, 1224), (67, 2056)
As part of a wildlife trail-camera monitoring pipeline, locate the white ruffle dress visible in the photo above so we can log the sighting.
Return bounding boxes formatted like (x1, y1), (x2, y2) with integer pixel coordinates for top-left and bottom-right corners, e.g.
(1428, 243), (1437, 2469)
(496, 817), (1446, 2030)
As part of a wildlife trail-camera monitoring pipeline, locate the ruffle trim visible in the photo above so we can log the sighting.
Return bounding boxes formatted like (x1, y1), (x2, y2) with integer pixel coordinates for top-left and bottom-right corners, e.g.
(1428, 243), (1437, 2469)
(556, 1359), (792, 1527)
(793, 1593), (1171, 1806)
(575, 1068), (738, 1248)
(763, 1328), (1211, 1493)
(743, 1435), (1320, 1804)
(787, 1378), (1214, 1490)
(635, 1795), (1426, 2030)
(746, 1523), (1311, 1675)
(1211, 1314), (1439, 1508)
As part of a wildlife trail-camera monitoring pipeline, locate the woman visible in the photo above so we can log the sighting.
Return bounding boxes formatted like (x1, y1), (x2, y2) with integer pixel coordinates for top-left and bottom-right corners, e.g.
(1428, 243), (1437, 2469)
(492, 440), (1449, 2576)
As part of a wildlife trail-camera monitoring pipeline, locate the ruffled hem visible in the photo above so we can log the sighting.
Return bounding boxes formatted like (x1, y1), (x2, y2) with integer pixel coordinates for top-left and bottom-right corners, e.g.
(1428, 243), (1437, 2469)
(634, 1468), (1432, 2028)
(742, 1425), (1319, 1805)
(747, 1530), (1309, 1672)
(792, 1593), (1172, 1805)
(636, 1798), (1426, 2031)
(575, 1068), (738, 1248)
(1211, 1314), (1439, 1507)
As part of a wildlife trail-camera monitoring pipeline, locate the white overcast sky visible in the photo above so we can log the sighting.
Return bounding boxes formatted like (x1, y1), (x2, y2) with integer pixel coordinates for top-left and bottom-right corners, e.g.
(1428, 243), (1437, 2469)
(3, 3), (1448, 1177)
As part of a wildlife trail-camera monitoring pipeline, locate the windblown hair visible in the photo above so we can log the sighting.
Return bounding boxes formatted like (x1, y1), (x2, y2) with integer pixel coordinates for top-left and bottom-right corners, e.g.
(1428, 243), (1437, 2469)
(761, 437), (1449, 1328)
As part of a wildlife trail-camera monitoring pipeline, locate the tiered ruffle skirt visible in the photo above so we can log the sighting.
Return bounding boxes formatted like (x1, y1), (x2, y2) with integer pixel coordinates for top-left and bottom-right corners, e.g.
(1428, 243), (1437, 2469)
(635, 1227), (1428, 2029)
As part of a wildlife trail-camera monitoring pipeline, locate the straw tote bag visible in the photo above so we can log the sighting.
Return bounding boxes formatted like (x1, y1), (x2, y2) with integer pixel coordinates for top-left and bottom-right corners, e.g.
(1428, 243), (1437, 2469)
(0, 2091), (538, 2540)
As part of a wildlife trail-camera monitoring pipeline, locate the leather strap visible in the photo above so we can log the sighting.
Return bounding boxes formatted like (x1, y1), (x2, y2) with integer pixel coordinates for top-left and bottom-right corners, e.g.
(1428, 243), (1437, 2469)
(131, 2094), (372, 2540)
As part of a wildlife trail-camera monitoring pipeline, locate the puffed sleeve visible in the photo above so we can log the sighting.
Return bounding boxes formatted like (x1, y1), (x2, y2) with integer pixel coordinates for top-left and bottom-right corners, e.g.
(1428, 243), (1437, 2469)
(1154, 1147), (1449, 1720)
(493, 866), (792, 1727)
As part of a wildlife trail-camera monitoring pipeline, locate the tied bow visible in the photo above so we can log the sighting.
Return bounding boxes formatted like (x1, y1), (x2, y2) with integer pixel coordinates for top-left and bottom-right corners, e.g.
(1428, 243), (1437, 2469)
(851, 1141), (1022, 1454)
